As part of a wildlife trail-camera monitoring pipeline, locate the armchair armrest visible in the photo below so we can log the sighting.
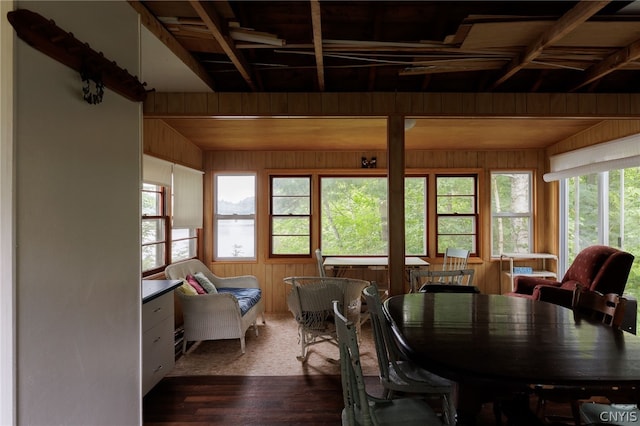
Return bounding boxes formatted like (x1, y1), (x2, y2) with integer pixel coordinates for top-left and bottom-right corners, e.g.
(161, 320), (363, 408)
(512, 276), (561, 295)
(535, 285), (574, 308)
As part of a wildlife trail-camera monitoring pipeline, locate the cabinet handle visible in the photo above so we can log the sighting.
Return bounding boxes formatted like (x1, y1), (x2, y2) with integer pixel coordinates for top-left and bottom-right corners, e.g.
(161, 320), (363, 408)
(153, 336), (161, 343)
(153, 307), (162, 313)
(153, 365), (163, 373)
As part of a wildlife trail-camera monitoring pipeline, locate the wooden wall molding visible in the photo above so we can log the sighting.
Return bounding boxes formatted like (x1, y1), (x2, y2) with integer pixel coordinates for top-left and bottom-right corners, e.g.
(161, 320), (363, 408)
(144, 92), (640, 118)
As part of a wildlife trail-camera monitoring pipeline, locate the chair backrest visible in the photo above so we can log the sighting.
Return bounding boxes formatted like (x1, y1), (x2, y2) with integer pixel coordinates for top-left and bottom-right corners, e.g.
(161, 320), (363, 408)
(442, 248), (470, 271)
(562, 245), (635, 295)
(572, 285), (627, 328)
(285, 277), (368, 327)
(333, 300), (374, 425)
(315, 248), (326, 277)
(419, 283), (480, 294)
(410, 268), (475, 292)
(362, 284), (393, 381)
(165, 259), (217, 282)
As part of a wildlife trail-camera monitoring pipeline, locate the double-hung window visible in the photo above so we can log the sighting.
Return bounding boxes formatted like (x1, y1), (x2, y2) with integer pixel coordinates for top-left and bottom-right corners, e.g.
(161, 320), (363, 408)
(435, 174), (478, 255)
(214, 173), (257, 260)
(142, 183), (169, 274)
(490, 171), (533, 256)
(270, 176), (311, 256)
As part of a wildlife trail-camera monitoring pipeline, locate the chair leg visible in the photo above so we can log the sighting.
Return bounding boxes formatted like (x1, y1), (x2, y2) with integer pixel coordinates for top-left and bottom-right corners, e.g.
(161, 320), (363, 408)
(182, 338), (188, 354)
(254, 321), (259, 336)
(240, 337), (246, 354)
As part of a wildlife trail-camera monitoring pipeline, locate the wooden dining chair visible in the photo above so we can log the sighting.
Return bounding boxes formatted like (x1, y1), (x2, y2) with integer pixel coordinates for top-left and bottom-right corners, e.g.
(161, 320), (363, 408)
(571, 285), (627, 328)
(410, 268), (476, 293)
(362, 284), (456, 425)
(535, 285), (628, 426)
(315, 248), (326, 277)
(332, 300), (443, 426)
(442, 248), (470, 271)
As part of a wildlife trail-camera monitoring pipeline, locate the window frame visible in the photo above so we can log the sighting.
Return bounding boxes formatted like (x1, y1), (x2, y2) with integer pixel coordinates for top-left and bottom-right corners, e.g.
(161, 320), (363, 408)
(141, 184), (170, 276)
(434, 173), (479, 257)
(490, 170), (534, 257)
(142, 183), (200, 277)
(214, 172), (257, 261)
(269, 175), (312, 258)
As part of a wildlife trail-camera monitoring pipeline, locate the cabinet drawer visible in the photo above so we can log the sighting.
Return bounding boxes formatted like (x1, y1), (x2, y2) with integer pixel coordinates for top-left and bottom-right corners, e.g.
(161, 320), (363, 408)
(142, 315), (175, 395)
(142, 291), (173, 332)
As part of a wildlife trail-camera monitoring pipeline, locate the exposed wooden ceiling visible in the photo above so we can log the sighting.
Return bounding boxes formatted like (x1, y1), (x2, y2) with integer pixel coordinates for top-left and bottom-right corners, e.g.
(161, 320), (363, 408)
(132, 0), (640, 94)
(131, 1), (640, 151)
(160, 117), (603, 151)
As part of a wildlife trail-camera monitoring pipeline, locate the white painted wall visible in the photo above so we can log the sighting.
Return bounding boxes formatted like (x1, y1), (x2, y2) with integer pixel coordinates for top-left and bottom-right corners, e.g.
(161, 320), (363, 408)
(1, 1), (16, 425)
(14, 2), (141, 425)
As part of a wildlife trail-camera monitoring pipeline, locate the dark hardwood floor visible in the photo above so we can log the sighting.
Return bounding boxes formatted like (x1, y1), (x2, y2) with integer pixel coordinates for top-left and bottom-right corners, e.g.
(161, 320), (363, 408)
(143, 375), (576, 425)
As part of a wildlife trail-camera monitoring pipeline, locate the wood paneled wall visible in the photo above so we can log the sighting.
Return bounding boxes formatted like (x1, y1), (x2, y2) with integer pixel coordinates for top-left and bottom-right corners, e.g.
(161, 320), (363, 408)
(143, 91), (640, 313)
(547, 119), (640, 157)
(143, 119), (203, 170)
(144, 92), (640, 117)
(201, 149), (547, 312)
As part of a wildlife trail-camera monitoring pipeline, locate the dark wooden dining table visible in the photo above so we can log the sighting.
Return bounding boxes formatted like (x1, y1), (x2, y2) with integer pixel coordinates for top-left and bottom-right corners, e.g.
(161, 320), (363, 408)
(383, 292), (640, 425)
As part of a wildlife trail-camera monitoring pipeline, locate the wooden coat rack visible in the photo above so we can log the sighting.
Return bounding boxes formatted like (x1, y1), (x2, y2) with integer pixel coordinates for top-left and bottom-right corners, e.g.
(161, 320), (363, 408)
(7, 9), (148, 103)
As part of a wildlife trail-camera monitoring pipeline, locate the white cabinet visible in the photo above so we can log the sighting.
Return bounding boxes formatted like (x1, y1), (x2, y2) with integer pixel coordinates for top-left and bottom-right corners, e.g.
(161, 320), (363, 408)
(142, 288), (175, 395)
(499, 253), (558, 294)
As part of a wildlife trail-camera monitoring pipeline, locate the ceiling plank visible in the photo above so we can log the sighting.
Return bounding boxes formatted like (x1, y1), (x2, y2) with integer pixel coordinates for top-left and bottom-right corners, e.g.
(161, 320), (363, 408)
(127, 0), (216, 90)
(188, 0), (256, 91)
(571, 38), (640, 91)
(309, 0), (325, 91)
(490, 0), (611, 90)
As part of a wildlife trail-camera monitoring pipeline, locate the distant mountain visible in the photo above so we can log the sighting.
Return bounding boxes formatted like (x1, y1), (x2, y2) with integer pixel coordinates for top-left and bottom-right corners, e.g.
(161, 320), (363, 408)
(217, 197), (255, 215)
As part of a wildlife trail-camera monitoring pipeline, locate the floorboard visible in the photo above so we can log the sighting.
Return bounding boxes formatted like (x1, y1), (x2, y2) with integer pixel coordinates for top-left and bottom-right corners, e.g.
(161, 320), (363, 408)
(143, 375), (577, 425)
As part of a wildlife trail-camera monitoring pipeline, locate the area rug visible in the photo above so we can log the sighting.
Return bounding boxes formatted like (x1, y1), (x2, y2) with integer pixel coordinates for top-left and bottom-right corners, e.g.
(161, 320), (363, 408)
(167, 312), (379, 376)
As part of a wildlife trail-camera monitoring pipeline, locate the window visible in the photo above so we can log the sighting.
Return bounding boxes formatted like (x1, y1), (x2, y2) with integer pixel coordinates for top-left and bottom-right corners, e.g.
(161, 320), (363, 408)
(142, 156), (201, 275)
(435, 175), (477, 255)
(215, 173), (256, 260)
(142, 183), (168, 274)
(319, 176), (426, 256)
(490, 171), (532, 256)
(562, 168), (640, 265)
(560, 167), (640, 330)
(270, 176), (311, 256)
(141, 184), (199, 275)
(171, 228), (197, 263)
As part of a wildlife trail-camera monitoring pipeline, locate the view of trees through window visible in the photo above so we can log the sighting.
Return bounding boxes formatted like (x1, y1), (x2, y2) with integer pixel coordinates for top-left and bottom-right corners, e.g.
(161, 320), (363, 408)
(320, 177), (426, 256)
(565, 167), (640, 304)
(491, 172), (532, 256)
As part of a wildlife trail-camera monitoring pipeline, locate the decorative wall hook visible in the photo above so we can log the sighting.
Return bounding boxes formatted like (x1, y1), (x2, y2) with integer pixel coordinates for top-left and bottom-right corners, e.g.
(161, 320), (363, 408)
(81, 71), (104, 105)
(7, 9), (148, 103)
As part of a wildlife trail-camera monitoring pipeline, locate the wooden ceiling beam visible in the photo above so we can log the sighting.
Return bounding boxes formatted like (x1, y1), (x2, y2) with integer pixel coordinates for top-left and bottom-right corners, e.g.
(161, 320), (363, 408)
(489, 0), (610, 90)
(127, 0), (216, 91)
(310, 0), (325, 91)
(188, 0), (256, 91)
(571, 38), (640, 91)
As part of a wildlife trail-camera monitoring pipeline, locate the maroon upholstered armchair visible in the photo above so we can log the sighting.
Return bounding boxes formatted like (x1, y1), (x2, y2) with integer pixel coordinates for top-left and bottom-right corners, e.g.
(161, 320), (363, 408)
(505, 245), (634, 308)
